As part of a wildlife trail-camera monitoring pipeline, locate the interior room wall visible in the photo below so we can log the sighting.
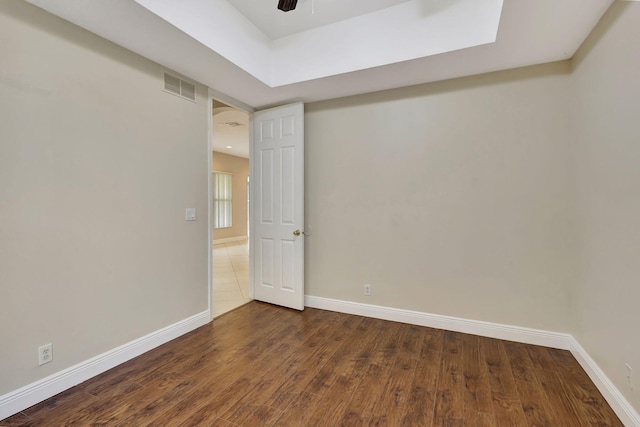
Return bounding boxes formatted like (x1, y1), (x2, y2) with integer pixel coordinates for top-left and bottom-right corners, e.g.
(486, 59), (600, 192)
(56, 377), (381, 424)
(3, 0), (639, 419)
(570, 1), (640, 411)
(305, 62), (576, 333)
(0, 1), (209, 395)
(212, 152), (249, 240)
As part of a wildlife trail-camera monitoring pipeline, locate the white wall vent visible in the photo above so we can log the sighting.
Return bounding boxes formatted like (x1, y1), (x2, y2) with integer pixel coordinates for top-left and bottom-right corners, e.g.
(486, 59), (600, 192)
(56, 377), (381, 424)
(163, 71), (196, 102)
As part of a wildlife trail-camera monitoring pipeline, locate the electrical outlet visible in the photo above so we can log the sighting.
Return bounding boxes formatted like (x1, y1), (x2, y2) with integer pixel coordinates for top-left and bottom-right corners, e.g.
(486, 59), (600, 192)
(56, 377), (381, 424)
(38, 343), (53, 366)
(626, 364), (633, 389)
(364, 283), (372, 296)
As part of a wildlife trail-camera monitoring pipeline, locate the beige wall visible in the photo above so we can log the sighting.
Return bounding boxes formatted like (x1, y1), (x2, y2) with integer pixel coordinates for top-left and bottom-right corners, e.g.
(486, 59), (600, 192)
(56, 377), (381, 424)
(2, 0), (639, 417)
(212, 152), (249, 240)
(0, 1), (209, 395)
(571, 2), (640, 411)
(305, 3), (640, 413)
(305, 62), (575, 332)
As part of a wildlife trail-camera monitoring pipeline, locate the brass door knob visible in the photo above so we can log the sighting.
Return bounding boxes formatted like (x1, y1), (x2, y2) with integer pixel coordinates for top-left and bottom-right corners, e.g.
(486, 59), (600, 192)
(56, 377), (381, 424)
(293, 229), (301, 236)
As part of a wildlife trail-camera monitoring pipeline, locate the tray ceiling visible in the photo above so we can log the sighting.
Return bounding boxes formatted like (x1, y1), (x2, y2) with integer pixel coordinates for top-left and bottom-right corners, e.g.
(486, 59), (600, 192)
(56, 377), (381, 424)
(24, 0), (613, 109)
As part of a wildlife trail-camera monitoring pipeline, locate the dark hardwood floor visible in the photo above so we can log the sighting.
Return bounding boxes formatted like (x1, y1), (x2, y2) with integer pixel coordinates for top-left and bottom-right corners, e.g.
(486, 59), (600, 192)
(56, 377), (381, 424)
(1, 302), (623, 426)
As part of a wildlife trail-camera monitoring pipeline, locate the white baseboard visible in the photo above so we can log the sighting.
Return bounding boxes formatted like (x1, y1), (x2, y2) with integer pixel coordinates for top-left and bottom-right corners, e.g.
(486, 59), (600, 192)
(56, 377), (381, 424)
(0, 310), (210, 421)
(213, 236), (247, 245)
(569, 337), (640, 427)
(304, 295), (571, 349)
(304, 295), (640, 426)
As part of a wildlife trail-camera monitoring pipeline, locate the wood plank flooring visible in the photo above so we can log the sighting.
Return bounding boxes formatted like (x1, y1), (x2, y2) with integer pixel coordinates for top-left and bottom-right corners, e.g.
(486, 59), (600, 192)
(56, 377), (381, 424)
(1, 302), (623, 426)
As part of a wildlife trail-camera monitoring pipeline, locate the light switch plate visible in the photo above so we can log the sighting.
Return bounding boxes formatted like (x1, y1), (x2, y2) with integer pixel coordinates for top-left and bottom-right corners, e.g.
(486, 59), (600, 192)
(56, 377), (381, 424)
(185, 208), (196, 221)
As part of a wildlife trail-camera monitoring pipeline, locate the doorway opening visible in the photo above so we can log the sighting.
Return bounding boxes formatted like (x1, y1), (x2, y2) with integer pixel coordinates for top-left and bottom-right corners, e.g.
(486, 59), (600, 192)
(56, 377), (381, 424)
(211, 99), (251, 317)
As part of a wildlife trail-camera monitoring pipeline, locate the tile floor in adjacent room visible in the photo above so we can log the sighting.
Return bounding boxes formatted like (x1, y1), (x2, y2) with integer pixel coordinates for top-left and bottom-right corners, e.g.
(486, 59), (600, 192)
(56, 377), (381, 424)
(212, 239), (251, 318)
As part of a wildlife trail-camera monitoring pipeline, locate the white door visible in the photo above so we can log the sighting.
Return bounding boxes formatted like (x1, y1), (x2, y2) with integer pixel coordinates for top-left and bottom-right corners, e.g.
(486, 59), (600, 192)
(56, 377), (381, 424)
(252, 103), (304, 310)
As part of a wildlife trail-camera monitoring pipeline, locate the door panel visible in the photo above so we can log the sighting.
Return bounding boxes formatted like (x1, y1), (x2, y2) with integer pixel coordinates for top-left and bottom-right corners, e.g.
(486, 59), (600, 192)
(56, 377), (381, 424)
(253, 103), (304, 310)
(260, 150), (274, 223)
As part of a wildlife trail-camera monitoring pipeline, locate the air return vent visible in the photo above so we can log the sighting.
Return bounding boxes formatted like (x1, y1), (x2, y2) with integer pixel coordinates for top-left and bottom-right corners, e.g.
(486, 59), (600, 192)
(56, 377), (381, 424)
(163, 71), (196, 102)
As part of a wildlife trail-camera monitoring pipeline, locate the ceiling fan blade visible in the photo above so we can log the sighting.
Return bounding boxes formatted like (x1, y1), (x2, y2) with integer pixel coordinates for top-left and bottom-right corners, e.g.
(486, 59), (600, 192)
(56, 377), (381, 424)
(278, 0), (298, 12)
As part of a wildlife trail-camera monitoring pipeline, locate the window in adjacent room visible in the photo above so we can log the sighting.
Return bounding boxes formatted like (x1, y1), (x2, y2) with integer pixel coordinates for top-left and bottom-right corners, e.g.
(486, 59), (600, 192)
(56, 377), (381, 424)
(213, 172), (232, 229)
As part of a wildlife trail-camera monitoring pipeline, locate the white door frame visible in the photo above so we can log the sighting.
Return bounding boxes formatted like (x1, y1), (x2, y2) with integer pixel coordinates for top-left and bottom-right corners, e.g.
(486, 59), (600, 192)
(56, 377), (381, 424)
(248, 110), (255, 301)
(207, 90), (213, 320)
(208, 89), (255, 321)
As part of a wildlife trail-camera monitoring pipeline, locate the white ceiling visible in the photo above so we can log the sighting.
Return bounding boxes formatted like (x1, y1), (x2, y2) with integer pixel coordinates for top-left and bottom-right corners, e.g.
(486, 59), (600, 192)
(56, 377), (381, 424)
(227, 0), (412, 40)
(133, 0), (504, 87)
(212, 104), (250, 159)
(24, 0), (613, 110)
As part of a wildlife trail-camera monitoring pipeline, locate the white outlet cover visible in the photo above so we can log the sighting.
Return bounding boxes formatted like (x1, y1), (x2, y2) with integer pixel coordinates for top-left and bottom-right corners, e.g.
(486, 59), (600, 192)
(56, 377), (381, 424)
(38, 343), (53, 366)
(185, 208), (196, 221)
